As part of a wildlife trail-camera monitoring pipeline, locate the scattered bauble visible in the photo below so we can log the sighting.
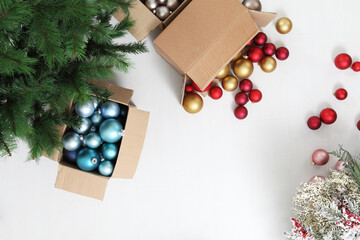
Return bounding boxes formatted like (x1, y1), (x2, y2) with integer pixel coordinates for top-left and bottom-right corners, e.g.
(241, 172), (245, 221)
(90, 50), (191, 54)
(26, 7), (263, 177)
(233, 58), (254, 79)
(239, 79), (253, 92)
(249, 89), (262, 103)
(263, 43), (276, 56)
(234, 106), (248, 119)
(242, 0), (262, 11)
(182, 93), (203, 114)
(209, 86), (223, 100)
(357, 120), (360, 131)
(352, 61), (360, 72)
(308, 176), (326, 184)
(260, 56), (277, 73)
(335, 161), (346, 172)
(235, 92), (249, 106)
(320, 108), (337, 125)
(312, 149), (329, 166)
(76, 148), (100, 172)
(275, 47), (289, 61)
(216, 65), (230, 79)
(276, 17), (293, 34)
(334, 53), (352, 70)
(222, 76), (238, 92)
(248, 46), (264, 63)
(254, 32), (267, 46)
(307, 116), (322, 130)
(334, 88), (348, 100)
(192, 81), (212, 92)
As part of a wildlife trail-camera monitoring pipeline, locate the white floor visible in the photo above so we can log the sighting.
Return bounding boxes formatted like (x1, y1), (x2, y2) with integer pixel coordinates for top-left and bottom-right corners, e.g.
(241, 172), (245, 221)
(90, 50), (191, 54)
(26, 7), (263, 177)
(2, 0), (360, 239)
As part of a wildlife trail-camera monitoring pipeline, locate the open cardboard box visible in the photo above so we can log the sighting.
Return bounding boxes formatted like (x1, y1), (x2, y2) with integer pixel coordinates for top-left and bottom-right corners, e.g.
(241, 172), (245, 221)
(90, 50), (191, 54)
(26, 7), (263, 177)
(43, 81), (150, 200)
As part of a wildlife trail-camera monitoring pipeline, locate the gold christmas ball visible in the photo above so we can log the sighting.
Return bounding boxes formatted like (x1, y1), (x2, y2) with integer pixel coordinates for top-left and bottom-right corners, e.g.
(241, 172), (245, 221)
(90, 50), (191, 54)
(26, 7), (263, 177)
(216, 64), (230, 79)
(260, 56), (277, 73)
(182, 93), (203, 114)
(233, 58), (254, 79)
(232, 51), (242, 61)
(276, 17), (293, 34)
(222, 76), (239, 92)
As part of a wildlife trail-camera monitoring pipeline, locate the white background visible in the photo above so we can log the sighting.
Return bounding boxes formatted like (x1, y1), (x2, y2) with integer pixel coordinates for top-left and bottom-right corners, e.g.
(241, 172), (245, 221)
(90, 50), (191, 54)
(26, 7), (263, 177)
(2, 0), (360, 239)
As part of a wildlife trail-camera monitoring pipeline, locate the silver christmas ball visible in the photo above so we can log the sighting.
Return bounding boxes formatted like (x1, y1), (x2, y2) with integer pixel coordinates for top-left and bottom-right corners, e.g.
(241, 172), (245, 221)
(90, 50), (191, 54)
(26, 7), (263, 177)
(62, 132), (82, 151)
(145, 0), (158, 10)
(75, 100), (95, 118)
(166, 0), (179, 11)
(85, 132), (102, 149)
(91, 97), (99, 109)
(73, 117), (92, 134)
(156, 6), (170, 20)
(242, 0), (262, 11)
(98, 160), (114, 176)
(157, 0), (167, 5)
(100, 101), (120, 119)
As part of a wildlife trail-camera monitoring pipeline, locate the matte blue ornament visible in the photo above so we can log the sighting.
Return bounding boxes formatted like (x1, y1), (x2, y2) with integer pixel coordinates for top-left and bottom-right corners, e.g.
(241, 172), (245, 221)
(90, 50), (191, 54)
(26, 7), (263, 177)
(99, 119), (124, 143)
(62, 132), (82, 151)
(91, 97), (99, 109)
(91, 112), (103, 126)
(73, 117), (91, 134)
(101, 143), (118, 160)
(85, 132), (102, 149)
(75, 100), (95, 118)
(76, 148), (100, 172)
(98, 160), (114, 176)
(63, 149), (78, 163)
(101, 101), (120, 118)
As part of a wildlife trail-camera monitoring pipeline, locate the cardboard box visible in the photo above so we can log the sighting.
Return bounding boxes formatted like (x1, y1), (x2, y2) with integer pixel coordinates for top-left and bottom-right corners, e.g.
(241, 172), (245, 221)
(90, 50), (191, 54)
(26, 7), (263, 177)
(43, 81), (150, 200)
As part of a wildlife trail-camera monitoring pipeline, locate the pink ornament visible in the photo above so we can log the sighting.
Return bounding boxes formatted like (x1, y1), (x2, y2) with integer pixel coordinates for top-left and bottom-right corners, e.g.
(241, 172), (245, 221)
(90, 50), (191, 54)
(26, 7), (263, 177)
(312, 149), (330, 166)
(308, 176), (326, 184)
(335, 161), (346, 172)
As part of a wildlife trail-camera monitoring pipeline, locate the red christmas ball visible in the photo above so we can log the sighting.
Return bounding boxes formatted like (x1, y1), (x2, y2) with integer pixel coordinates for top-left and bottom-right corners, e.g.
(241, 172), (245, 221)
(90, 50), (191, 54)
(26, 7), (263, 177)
(254, 32), (267, 46)
(185, 84), (194, 93)
(308, 176), (326, 184)
(334, 88), (348, 100)
(234, 106), (248, 119)
(307, 116), (322, 130)
(334, 53), (352, 70)
(239, 79), (253, 92)
(320, 108), (337, 125)
(248, 46), (264, 63)
(263, 43), (276, 56)
(357, 120), (360, 131)
(249, 89), (262, 103)
(209, 86), (223, 100)
(235, 92), (249, 105)
(246, 38), (254, 46)
(312, 149), (329, 166)
(352, 61), (360, 72)
(192, 81), (212, 92)
(275, 47), (289, 61)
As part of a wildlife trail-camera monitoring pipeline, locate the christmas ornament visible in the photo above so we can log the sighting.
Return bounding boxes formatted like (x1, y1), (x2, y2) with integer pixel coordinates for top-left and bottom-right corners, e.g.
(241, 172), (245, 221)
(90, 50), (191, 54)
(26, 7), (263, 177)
(320, 108), (337, 125)
(119, 107), (128, 118)
(73, 117), (91, 134)
(75, 100), (95, 118)
(260, 56), (277, 73)
(63, 149), (78, 163)
(239, 79), (253, 92)
(352, 61), (360, 72)
(254, 32), (267, 46)
(335, 161), (346, 172)
(98, 160), (114, 176)
(182, 93), (203, 114)
(275, 47), (289, 61)
(166, 0), (179, 11)
(248, 46), (264, 63)
(99, 119), (124, 143)
(222, 76), (238, 92)
(185, 84), (194, 93)
(91, 111), (103, 126)
(155, 6), (170, 20)
(157, 0), (167, 4)
(91, 97), (99, 109)
(209, 86), (223, 100)
(308, 176), (326, 184)
(232, 51), (242, 61)
(312, 149), (329, 166)
(192, 81), (212, 92)
(242, 0), (262, 11)
(101, 143), (118, 160)
(101, 101), (120, 119)
(235, 92), (249, 105)
(275, 17), (293, 34)
(234, 106), (248, 119)
(233, 58), (254, 79)
(334, 53), (352, 70)
(334, 88), (348, 100)
(62, 132), (82, 151)
(246, 38), (254, 46)
(249, 89), (262, 103)
(85, 132), (102, 149)
(307, 116), (322, 130)
(263, 43), (276, 56)
(357, 120), (360, 131)
(145, 0), (158, 10)
(76, 148), (100, 172)
(216, 65), (230, 79)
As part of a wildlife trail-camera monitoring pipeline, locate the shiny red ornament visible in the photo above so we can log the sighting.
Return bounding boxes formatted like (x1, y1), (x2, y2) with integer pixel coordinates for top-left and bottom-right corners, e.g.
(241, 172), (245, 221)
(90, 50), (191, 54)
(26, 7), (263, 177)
(352, 61), (360, 72)
(246, 38), (254, 46)
(185, 84), (194, 93)
(334, 53), (352, 70)
(320, 108), (337, 125)
(234, 106), (248, 119)
(209, 86), (223, 100)
(307, 116), (322, 130)
(248, 46), (264, 63)
(235, 92), (249, 105)
(312, 149), (329, 166)
(357, 120), (360, 131)
(249, 89), (262, 103)
(308, 176), (326, 184)
(275, 47), (289, 61)
(334, 88), (348, 100)
(192, 81), (212, 92)
(263, 43), (276, 56)
(239, 79), (253, 92)
(254, 32), (267, 46)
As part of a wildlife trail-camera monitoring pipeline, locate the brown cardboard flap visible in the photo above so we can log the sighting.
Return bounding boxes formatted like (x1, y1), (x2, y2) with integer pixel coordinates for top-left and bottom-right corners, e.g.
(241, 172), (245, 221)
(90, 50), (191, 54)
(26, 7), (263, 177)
(248, 10), (277, 27)
(112, 107), (149, 179)
(55, 162), (109, 200)
(163, 0), (192, 27)
(90, 80), (134, 105)
(113, 1), (161, 41)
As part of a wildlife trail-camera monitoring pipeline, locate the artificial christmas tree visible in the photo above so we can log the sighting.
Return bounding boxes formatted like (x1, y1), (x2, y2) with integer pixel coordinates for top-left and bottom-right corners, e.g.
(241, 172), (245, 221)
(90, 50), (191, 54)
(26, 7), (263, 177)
(0, 0), (147, 160)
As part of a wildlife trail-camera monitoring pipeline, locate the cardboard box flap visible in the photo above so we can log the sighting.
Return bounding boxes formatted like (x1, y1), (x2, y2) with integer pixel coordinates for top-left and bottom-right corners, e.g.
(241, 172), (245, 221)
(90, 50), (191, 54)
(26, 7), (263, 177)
(113, 1), (161, 41)
(248, 10), (277, 27)
(90, 80), (134, 105)
(55, 162), (109, 200)
(112, 107), (149, 179)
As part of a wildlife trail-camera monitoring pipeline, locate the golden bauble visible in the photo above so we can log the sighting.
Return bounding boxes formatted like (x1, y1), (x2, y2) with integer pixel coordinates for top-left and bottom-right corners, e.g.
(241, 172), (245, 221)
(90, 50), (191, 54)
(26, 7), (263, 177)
(260, 56), (277, 73)
(182, 93), (203, 114)
(233, 58), (254, 79)
(232, 51), (242, 61)
(276, 17), (293, 34)
(216, 64), (230, 79)
(222, 75), (238, 92)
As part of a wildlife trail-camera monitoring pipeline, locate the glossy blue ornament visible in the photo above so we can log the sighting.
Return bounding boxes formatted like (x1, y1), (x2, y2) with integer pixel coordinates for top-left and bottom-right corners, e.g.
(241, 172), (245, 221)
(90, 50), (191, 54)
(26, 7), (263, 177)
(98, 160), (114, 176)
(63, 149), (78, 163)
(101, 101), (120, 118)
(91, 112), (103, 126)
(75, 100), (95, 118)
(101, 143), (118, 160)
(73, 117), (91, 134)
(76, 148), (100, 172)
(99, 119), (124, 143)
(62, 132), (82, 151)
(85, 132), (102, 149)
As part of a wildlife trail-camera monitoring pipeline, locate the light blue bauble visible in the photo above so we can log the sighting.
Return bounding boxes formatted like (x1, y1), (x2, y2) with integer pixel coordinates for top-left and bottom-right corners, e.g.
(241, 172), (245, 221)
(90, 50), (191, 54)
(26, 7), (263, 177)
(85, 132), (102, 149)
(62, 132), (81, 151)
(91, 112), (103, 126)
(101, 143), (118, 160)
(91, 97), (99, 109)
(76, 148), (100, 172)
(98, 160), (114, 176)
(73, 117), (91, 134)
(99, 119), (124, 143)
(75, 100), (95, 118)
(101, 101), (120, 118)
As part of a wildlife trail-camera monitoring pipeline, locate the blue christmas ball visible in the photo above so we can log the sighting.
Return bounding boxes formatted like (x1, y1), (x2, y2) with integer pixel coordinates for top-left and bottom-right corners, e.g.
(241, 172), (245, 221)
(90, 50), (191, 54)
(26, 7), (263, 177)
(119, 107), (128, 118)
(75, 100), (95, 118)
(101, 143), (118, 160)
(76, 148), (100, 172)
(99, 119), (124, 143)
(85, 132), (102, 149)
(73, 117), (91, 134)
(63, 149), (78, 163)
(91, 97), (99, 109)
(101, 101), (120, 118)
(62, 132), (82, 151)
(91, 112), (103, 126)
(98, 160), (114, 176)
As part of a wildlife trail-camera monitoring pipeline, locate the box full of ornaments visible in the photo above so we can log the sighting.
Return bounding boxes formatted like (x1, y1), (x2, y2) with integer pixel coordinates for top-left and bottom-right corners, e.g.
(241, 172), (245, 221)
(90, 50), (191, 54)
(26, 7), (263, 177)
(43, 81), (150, 200)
